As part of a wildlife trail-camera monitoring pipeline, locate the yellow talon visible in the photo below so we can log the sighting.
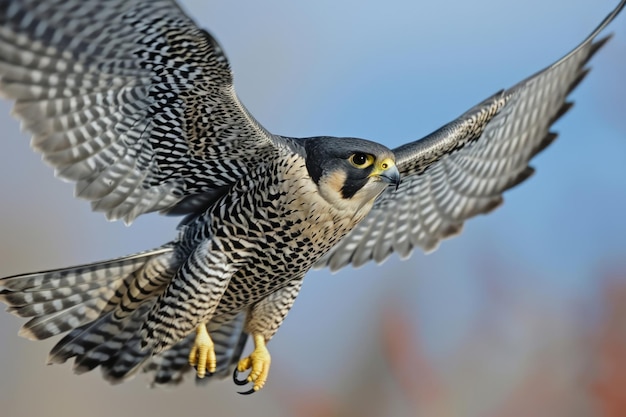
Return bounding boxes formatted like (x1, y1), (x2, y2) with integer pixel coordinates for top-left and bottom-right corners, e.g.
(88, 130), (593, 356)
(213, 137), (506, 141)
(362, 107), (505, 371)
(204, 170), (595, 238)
(188, 323), (216, 378)
(236, 334), (271, 392)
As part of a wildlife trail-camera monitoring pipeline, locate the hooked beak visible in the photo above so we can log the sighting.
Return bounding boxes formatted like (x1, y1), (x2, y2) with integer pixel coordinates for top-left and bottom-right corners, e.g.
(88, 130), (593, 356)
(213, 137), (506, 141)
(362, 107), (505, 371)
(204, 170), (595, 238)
(370, 159), (401, 190)
(379, 164), (401, 190)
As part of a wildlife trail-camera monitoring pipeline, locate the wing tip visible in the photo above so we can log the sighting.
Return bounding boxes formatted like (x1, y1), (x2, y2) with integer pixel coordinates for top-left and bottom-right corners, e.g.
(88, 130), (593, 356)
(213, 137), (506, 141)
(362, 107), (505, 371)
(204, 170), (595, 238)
(589, 34), (613, 59)
(550, 101), (575, 126)
(531, 132), (559, 160)
(506, 167), (536, 193)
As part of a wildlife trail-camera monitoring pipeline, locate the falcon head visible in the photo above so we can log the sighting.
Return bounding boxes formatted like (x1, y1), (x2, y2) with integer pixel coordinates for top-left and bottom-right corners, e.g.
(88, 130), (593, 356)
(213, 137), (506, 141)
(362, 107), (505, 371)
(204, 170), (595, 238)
(303, 136), (400, 210)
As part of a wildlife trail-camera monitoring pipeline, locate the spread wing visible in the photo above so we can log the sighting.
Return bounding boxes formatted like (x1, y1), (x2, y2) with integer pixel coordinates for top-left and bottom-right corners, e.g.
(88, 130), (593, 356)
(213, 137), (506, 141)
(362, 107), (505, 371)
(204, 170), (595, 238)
(0, 0), (283, 223)
(316, 1), (625, 271)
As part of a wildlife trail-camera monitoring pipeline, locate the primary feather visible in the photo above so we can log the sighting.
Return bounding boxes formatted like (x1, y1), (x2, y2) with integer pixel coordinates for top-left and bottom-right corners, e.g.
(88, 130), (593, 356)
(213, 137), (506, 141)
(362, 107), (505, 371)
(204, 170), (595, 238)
(0, 0), (624, 391)
(316, 4), (623, 271)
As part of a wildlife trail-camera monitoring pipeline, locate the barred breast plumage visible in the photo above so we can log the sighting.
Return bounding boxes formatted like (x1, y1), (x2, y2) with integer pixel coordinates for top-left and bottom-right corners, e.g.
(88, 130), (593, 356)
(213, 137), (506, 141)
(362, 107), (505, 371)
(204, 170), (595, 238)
(0, 0), (623, 394)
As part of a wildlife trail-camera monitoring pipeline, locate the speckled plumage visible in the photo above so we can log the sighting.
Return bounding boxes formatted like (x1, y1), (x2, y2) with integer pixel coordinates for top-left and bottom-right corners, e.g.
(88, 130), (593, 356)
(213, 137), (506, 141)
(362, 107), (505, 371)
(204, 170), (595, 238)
(143, 144), (389, 354)
(0, 0), (624, 391)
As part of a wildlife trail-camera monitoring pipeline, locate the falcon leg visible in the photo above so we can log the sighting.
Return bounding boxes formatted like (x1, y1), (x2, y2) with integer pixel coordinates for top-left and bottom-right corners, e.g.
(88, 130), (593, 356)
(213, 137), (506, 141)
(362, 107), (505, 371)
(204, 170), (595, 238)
(188, 323), (216, 378)
(234, 333), (271, 394)
(232, 277), (304, 394)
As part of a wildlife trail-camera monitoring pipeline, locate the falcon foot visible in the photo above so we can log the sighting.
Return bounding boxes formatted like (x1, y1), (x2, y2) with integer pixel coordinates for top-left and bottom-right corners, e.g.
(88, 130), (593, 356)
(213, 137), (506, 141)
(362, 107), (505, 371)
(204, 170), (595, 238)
(233, 368), (255, 395)
(188, 323), (216, 378)
(234, 333), (271, 394)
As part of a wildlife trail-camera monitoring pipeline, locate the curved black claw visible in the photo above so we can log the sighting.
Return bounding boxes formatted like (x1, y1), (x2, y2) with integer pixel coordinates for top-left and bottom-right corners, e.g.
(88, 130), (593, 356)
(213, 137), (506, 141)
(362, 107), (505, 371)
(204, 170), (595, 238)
(233, 367), (249, 386)
(233, 368), (256, 395)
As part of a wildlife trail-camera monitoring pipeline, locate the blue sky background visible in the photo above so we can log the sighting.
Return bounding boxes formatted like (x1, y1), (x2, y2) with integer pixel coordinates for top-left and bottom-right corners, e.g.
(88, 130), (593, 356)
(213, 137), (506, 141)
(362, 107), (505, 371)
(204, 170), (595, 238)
(0, 1), (624, 416)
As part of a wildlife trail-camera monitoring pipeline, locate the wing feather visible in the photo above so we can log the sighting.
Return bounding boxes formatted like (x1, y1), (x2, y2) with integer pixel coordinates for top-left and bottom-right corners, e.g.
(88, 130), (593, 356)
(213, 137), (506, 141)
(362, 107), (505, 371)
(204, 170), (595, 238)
(317, 1), (624, 271)
(0, 0), (284, 223)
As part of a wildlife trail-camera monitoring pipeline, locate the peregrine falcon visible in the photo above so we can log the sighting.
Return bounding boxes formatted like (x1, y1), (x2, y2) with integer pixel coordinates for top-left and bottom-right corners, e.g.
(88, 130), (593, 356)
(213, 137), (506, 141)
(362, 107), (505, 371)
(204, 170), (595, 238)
(0, 0), (623, 394)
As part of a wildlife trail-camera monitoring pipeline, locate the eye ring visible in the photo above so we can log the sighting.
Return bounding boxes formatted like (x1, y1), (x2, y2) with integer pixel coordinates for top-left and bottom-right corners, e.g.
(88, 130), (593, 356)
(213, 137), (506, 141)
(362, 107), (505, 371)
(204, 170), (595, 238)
(349, 153), (374, 168)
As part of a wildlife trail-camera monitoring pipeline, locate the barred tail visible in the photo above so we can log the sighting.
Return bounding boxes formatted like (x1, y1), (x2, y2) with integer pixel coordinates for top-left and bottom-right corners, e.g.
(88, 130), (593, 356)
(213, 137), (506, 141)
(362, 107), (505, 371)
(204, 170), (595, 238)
(0, 246), (181, 381)
(0, 246), (176, 340)
(46, 302), (248, 386)
(50, 309), (250, 386)
(0, 245), (248, 385)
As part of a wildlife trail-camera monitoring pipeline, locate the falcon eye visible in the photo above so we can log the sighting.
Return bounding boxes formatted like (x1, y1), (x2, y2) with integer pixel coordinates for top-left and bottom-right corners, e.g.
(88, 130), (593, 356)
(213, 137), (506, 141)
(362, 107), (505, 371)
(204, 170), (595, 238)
(349, 153), (375, 168)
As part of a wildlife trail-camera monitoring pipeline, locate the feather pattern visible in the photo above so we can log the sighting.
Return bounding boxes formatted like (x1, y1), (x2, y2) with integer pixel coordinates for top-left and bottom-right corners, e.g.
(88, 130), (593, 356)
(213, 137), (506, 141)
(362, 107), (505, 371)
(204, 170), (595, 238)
(0, 247), (174, 339)
(0, 0), (623, 392)
(0, 0), (284, 223)
(316, 2), (624, 271)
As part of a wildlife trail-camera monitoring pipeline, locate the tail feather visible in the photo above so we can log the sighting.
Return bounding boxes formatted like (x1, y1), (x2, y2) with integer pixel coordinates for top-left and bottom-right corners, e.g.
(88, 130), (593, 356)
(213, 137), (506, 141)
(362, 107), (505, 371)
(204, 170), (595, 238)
(1, 244), (249, 386)
(0, 249), (169, 291)
(5, 282), (106, 317)
(146, 335), (195, 385)
(50, 310), (250, 385)
(19, 301), (109, 340)
(102, 335), (152, 383)
(71, 305), (153, 377)
(0, 246), (174, 340)
(47, 308), (140, 366)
